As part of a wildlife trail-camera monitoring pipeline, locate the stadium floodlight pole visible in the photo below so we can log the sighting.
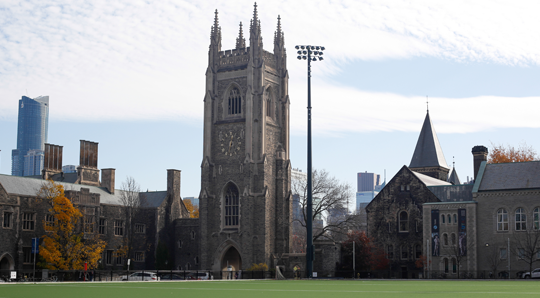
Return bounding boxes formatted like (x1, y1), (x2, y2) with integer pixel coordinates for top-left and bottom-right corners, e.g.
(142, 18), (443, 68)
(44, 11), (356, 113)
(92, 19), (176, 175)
(295, 44), (324, 279)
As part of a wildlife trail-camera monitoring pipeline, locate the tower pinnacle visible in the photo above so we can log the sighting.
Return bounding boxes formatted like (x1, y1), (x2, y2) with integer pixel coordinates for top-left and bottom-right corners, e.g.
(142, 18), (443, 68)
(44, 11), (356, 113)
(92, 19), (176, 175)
(236, 22), (246, 49)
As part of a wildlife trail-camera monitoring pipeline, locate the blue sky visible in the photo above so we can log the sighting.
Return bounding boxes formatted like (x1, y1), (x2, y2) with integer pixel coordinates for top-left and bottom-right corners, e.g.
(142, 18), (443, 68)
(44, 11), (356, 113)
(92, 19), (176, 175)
(1, 0), (539, 201)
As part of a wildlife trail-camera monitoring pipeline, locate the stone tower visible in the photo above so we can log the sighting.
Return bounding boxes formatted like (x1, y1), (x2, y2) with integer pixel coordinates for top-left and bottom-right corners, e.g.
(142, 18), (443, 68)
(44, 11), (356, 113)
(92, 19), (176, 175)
(199, 4), (292, 272)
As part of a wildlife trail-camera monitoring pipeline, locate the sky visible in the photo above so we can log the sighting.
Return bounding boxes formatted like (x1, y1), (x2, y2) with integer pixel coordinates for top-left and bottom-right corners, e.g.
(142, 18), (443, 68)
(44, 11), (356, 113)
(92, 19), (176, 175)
(1, 0), (539, 204)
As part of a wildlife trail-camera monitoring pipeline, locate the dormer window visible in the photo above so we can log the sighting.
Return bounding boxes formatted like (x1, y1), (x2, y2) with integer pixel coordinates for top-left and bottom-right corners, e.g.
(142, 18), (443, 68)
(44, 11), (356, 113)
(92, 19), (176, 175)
(228, 88), (242, 115)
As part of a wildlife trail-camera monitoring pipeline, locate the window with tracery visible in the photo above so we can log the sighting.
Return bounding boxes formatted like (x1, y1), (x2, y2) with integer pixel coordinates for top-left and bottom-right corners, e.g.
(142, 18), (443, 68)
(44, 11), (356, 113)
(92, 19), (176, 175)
(228, 88), (242, 115)
(399, 211), (408, 232)
(265, 89), (273, 118)
(516, 208), (526, 231)
(224, 184), (240, 227)
(497, 209), (508, 231)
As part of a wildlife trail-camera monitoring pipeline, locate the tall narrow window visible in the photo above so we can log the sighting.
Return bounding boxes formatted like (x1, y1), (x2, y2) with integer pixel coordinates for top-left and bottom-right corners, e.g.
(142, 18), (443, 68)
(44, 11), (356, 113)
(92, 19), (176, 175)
(224, 184), (239, 227)
(114, 220), (124, 236)
(106, 250), (113, 265)
(443, 234), (448, 246)
(453, 214), (457, 223)
(441, 214), (445, 224)
(452, 258), (457, 273)
(401, 246), (408, 259)
(23, 247), (32, 263)
(516, 208), (526, 231)
(399, 211), (408, 232)
(497, 209), (508, 231)
(444, 258), (449, 273)
(534, 208), (540, 230)
(228, 88), (242, 115)
(45, 214), (54, 232)
(3, 212), (12, 228)
(265, 89), (272, 117)
(388, 245), (394, 259)
(447, 214), (451, 224)
(99, 218), (106, 235)
(451, 233), (456, 245)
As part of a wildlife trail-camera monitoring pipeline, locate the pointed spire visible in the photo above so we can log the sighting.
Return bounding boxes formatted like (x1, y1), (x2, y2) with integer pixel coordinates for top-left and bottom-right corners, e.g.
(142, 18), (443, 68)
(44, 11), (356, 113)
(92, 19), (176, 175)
(236, 22), (246, 49)
(212, 9), (219, 37)
(274, 15), (284, 46)
(447, 160), (461, 185)
(250, 2), (261, 36)
(409, 111), (449, 169)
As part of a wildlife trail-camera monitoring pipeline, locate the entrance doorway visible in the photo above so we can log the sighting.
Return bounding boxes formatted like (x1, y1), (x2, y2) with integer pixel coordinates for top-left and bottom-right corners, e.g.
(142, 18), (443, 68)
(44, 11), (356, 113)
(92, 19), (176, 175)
(401, 266), (408, 279)
(221, 246), (242, 279)
(0, 254), (14, 270)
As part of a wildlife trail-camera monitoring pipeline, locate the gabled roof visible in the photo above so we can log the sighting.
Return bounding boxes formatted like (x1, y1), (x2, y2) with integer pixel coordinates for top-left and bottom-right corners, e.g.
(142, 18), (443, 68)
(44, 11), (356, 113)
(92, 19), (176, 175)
(409, 112), (449, 169)
(447, 167), (461, 185)
(476, 161), (540, 191)
(412, 171), (452, 186)
(0, 174), (169, 208)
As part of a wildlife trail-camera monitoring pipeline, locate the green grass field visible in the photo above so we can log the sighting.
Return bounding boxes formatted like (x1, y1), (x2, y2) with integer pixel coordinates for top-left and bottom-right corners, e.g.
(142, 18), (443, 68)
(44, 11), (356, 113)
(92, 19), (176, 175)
(1, 279), (539, 298)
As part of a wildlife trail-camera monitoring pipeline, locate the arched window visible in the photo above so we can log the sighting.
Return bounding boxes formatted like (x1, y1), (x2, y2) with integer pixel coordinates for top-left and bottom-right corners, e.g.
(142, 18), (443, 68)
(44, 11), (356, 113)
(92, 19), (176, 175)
(415, 245), (421, 259)
(399, 211), (408, 232)
(442, 214), (445, 224)
(447, 214), (451, 224)
(516, 208), (526, 231)
(451, 233), (456, 245)
(228, 88), (242, 115)
(443, 234), (448, 246)
(452, 258), (457, 273)
(534, 208), (539, 230)
(453, 214), (457, 223)
(497, 209), (508, 231)
(444, 258), (449, 273)
(224, 184), (240, 227)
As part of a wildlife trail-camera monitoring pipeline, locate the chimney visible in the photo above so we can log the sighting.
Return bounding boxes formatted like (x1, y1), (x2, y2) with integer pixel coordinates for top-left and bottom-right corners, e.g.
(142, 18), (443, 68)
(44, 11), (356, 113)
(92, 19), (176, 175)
(42, 143), (63, 180)
(101, 168), (115, 194)
(77, 140), (100, 186)
(472, 145), (488, 181)
(167, 169), (181, 200)
(167, 169), (182, 220)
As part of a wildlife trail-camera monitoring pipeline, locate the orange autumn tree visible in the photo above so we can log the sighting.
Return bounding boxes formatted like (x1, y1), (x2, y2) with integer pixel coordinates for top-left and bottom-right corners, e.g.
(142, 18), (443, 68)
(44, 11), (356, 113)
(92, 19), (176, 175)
(184, 199), (199, 218)
(488, 142), (538, 164)
(37, 181), (106, 270)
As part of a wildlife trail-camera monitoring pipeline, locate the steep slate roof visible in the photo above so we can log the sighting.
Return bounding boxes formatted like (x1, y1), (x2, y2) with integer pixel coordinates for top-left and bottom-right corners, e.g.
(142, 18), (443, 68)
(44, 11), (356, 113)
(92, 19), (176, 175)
(409, 112), (449, 169)
(412, 171), (452, 186)
(477, 161), (540, 191)
(447, 167), (461, 185)
(0, 174), (169, 207)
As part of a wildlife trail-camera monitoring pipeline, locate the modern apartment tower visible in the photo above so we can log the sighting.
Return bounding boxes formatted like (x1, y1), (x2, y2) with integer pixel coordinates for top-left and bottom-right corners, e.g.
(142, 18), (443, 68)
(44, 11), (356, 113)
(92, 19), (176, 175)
(11, 95), (49, 176)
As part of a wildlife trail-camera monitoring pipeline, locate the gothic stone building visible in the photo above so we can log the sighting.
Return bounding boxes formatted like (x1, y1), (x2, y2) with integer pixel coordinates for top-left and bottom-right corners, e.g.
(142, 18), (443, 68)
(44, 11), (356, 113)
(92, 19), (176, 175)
(366, 111), (462, 278)
(198, 4), (292, 273)
(0, 141), (189, 272)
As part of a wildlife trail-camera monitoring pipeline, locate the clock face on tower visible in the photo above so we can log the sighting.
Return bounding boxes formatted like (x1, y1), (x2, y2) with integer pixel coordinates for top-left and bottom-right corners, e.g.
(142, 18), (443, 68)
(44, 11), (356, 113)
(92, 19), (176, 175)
(219, 130), (243, 157)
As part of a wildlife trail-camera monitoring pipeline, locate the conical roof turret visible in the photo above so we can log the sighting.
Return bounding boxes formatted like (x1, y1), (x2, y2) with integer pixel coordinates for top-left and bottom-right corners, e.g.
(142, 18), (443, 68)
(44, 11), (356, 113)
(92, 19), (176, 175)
(409, 111), (449, 169)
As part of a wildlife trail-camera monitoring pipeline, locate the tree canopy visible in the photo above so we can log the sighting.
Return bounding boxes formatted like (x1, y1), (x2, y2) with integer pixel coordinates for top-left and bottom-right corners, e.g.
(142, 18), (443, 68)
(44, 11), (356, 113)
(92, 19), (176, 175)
(488, 142), (538, 164)
(38, 181), (106, 270)
(184, 199), (199, 218)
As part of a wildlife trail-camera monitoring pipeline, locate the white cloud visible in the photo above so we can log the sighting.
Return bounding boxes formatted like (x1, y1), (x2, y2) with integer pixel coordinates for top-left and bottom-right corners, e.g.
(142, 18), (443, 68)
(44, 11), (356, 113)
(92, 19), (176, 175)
(0, 0), (539, 135)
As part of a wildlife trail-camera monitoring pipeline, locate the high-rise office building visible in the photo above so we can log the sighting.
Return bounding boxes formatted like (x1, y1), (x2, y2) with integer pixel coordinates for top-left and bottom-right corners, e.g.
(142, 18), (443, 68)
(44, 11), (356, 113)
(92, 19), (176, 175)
(11, 95), (49, 176)
(357, 171), (380, 192)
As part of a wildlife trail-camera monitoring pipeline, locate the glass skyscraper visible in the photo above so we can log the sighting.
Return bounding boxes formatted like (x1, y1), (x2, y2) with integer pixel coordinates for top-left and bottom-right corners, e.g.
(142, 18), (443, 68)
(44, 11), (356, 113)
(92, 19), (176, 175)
(11, 95), (49, 176)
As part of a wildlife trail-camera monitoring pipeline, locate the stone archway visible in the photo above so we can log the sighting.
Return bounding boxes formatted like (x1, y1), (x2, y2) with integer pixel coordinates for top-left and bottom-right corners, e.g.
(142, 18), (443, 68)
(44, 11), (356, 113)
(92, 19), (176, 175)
(0, 253), (14, 270)
(221, 246), (242, 279)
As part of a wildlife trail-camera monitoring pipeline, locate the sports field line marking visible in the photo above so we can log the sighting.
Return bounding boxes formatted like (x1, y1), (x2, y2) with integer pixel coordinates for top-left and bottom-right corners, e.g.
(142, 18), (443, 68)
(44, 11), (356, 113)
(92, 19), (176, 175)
(42, 284), (540, 295)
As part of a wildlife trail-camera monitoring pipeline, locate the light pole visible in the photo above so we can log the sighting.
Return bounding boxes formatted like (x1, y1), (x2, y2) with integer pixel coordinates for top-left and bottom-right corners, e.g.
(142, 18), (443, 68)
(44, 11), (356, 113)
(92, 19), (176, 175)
(295, 44), (324, 278)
